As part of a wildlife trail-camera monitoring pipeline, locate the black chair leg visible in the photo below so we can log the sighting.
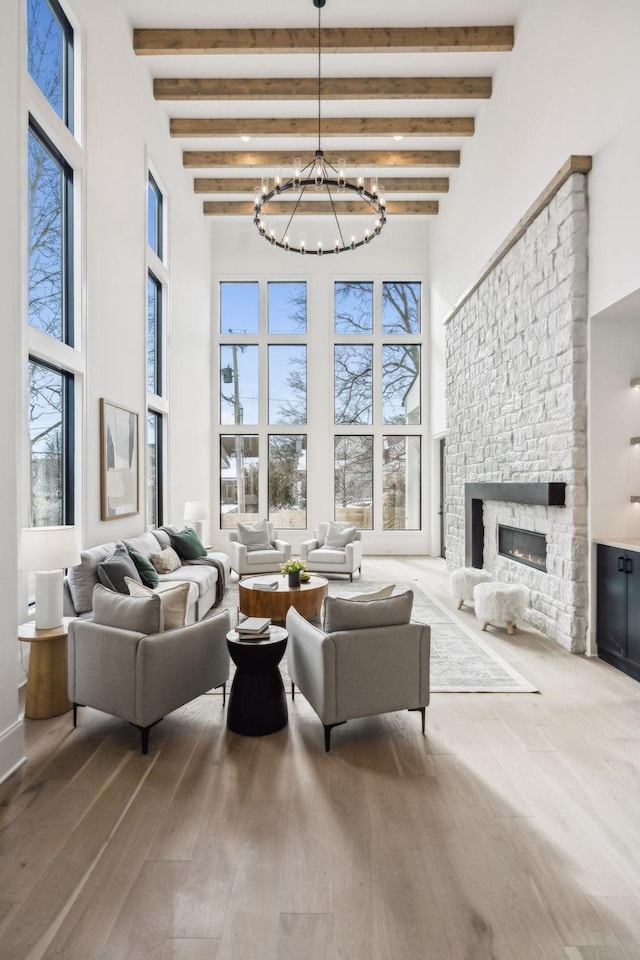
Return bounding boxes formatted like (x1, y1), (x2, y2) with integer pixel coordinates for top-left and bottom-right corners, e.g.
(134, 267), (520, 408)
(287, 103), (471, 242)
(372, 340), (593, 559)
(221, 681), (226, 707)
(323, 721), (346, 752)
(73, 703), (82, 727)
(409, 706), (426, 734)
(132, 719), (162, 755)
(291, 681), (295, 700)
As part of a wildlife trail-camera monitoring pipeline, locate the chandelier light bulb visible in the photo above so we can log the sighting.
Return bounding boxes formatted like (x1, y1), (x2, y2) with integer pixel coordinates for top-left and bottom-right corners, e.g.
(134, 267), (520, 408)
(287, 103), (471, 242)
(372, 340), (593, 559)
(334, 239), (340, 253)
(350, 236), (356, 249)
(370, 176), (378, 196)
(338, 158), (346, 190)
(275, 167), (282, 190)
(261, 177), (269, 196)
(284, 236), (290, 251)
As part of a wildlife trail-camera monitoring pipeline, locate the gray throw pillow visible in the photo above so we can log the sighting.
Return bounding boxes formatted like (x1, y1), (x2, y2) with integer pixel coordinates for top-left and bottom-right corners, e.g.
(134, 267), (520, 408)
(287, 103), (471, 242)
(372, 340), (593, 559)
(67, 541), (117, 614)
(322, 590), (413, 633)
(324, 521), (357, 549)
(92, 583), (162, 634)
(237, 519), (273, 552)
(97, 543), (142, 594)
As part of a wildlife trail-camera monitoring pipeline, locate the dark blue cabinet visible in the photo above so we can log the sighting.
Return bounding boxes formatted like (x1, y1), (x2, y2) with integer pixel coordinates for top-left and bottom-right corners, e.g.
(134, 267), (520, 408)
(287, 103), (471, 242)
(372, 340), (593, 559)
(597, 544), (640, 682)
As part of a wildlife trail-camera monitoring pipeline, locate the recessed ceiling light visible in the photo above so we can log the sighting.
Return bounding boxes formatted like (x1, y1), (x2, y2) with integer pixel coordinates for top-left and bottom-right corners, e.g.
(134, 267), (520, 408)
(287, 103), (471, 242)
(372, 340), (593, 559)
(240, 135), (250, 142)
(393, 134), (404, 142)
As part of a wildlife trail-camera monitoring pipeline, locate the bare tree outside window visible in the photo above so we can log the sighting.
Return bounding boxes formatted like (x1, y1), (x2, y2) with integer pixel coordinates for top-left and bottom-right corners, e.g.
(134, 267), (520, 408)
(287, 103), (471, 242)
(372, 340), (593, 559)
(28, 0), (64, 120)
(334, 345), (373, 424)
(269, 435), (307, 529)
(334, 436), (373, 529)
(334, 281), (373, 334)
(382, 281), (421, 334)
(28, 128), (67, 341)
(28, 360), (65, 525)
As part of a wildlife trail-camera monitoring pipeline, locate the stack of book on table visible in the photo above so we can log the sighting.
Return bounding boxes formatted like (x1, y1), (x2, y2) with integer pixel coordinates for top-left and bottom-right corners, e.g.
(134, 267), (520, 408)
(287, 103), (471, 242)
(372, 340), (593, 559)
(252, 578), (279, 592)
(236, 617), (271, 639)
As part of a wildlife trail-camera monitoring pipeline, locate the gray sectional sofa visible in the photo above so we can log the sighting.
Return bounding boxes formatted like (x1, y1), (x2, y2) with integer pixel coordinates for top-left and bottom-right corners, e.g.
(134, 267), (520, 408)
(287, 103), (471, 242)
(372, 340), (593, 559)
(63, 526), (230, 623)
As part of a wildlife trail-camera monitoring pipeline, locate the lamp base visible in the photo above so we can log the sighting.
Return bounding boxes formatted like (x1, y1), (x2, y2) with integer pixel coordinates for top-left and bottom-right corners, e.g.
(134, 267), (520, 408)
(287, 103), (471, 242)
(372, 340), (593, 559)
(35, 569), (64, 630)
(186, 520), (203, 541)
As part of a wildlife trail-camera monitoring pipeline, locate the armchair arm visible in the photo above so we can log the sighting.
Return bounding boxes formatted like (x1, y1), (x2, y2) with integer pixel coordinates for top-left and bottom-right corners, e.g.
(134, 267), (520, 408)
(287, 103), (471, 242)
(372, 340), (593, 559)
(272, 538), (292, 560)
(344, 539), (363, 568)
(228, 538), (248, 572)
(137, 609), (230, 727)
(286, 607), (337, 723)
(68, 619), (144, 724)
(299, 538), (319, 562)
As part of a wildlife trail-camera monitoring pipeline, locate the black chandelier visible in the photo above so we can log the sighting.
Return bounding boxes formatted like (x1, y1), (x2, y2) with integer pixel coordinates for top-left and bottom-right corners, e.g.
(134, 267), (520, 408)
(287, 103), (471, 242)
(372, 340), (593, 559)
(252, 0), (387, 255)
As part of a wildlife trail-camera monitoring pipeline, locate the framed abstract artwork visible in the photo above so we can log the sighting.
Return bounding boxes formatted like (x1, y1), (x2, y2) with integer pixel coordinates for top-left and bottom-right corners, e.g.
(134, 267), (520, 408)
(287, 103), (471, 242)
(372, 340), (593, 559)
(100, 399), (139, 520)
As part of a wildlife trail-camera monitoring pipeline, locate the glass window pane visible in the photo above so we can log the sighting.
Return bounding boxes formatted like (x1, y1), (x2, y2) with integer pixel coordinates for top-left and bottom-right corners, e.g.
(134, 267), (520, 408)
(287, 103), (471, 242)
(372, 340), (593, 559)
(147, 272), (162, 395)
(334, 436), (373, 530)
(269, 345), (307, 425)
(334, 281), (373, 334)
(382, 344), (421, 424)
(28, 359), (68, 525)
(382, 281), (421, 334)
(268, 281), (307, 333)
(220, 345), (259, 425)
(27, 0), (73, 128)
(383, 436), (421, 530)
(269, 435), (307, 529)
(28, 125), (71, 342)
(147, 173), (163, 258)
(146, 411), (158, 529)
(220, 281), (259, 334)
(220, 435), (259, 528)
(334, 345), (372, 424)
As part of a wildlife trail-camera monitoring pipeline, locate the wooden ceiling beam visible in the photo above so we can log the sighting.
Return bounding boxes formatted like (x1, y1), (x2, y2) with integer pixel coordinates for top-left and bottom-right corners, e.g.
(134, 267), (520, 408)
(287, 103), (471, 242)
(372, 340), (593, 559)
(171, 116), (475, 138)
(194, 176), (450, 194)
(204, 200), (439, 215)
(155, 76), (492, 101)
(185, 149), (460, 168)
(134, 25), (514, 56)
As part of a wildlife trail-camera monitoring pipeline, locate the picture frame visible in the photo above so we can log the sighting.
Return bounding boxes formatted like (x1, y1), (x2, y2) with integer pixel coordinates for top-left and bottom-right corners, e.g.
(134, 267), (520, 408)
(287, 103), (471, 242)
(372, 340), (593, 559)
(100, 399), (139, 520)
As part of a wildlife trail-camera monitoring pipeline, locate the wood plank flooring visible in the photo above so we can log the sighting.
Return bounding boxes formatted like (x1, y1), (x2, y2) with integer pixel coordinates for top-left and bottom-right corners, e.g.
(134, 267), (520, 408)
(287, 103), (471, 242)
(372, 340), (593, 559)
(2, 556), (640, 959)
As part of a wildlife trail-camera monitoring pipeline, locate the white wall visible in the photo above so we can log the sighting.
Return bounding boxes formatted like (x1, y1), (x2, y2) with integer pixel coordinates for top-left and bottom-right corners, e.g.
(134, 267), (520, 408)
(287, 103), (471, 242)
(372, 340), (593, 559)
(0, 0), (26, 782)
(209, 216), (431, 555)
(430, 0), (640, 436)
(74, 0), (212, 545)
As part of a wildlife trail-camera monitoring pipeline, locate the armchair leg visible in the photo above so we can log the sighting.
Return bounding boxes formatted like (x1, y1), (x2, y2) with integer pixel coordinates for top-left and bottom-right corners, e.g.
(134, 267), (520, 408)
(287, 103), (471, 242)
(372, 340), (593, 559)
(291, 681), (295, 700)
(73, 703), (84, 727)
(132, 719), (162, 755)
(221, 681), (226, 707)
(323, 721), (346, 752)
(409, 706), (426, 734)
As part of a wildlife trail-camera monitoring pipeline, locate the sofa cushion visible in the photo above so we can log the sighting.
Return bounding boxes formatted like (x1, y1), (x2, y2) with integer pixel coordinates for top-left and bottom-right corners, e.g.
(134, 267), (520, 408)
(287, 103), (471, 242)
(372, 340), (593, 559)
(157, 564), (217, 597)
(149, 547), (182, 574)
(67, 542), (117, 615)
(123, 531), (163, 559)
(246, 548), (285, 565)
(349, 584), (395, 602)
(125, 578), (190, 630)
(322, 589), (413, 633)
(97, 544), (142, 595)
(237, 519), (273, 552)
(309, 548), (350, 565)
(153, 528), (172, 549)
(126, 546), (160, 588)
(170, 527), (207, 561)
(92, 583), (162, 634)
(324, 522), (357, 549)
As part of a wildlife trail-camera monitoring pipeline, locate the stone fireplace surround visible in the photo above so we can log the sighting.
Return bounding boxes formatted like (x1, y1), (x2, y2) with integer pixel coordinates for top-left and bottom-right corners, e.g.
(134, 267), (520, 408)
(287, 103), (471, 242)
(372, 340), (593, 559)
(445, 160), (590, 653)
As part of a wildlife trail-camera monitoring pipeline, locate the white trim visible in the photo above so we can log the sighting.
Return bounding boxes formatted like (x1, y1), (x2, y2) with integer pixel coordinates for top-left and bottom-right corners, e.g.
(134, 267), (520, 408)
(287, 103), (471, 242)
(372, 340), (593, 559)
(0, 718), (26, 786)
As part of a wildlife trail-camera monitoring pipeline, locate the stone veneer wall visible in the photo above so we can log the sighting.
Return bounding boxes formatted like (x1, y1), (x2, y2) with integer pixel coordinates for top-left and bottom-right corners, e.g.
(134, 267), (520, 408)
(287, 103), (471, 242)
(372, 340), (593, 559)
(445, 173), (589, 653)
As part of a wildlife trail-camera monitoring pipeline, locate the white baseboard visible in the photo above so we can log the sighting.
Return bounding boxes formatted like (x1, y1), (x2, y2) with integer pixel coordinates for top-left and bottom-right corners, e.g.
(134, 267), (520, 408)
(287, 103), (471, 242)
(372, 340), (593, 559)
(0, 716), (26, 785)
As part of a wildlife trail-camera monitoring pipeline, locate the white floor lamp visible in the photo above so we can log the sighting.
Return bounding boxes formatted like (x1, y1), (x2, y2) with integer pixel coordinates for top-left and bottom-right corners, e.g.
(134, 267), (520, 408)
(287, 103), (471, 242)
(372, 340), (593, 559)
(184, 501), (208, 543)
(19, 526), (81, 629)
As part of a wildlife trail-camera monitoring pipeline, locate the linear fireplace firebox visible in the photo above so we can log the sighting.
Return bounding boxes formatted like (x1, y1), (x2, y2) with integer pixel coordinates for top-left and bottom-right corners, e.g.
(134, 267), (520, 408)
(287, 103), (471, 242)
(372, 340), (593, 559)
(498, 524), (547, 572)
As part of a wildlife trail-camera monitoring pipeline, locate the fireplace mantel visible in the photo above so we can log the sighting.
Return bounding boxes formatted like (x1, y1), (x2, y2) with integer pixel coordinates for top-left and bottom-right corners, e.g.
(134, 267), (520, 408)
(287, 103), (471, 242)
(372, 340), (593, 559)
(465, 482), (566, 568)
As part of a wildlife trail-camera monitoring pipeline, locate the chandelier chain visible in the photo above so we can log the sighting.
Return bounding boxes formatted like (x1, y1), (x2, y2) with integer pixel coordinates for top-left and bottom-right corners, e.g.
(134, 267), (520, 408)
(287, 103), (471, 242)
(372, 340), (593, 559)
(317, 3), (322, 152)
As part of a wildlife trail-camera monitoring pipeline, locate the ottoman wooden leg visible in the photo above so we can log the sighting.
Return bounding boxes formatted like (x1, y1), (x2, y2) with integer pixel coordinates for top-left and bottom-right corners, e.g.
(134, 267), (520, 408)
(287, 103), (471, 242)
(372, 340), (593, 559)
(457, 599), (464, 610)
(481, 621), (489, 631)
(506, 620), (515, 635)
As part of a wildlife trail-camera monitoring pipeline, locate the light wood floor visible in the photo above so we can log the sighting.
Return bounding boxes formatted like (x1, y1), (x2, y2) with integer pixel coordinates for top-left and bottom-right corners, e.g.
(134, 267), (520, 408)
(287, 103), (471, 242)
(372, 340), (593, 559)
(2, 556), (640, 960)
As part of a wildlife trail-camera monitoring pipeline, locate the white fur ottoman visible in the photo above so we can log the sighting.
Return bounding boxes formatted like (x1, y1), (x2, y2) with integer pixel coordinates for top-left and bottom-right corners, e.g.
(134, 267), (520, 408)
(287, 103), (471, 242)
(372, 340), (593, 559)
(450, 567), (494, 609)
(474, 582), (528, 635)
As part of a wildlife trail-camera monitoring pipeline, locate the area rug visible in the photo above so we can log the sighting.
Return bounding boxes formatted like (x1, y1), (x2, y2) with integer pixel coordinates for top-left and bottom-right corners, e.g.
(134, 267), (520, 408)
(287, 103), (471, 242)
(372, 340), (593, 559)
(218, 578), (538, 694)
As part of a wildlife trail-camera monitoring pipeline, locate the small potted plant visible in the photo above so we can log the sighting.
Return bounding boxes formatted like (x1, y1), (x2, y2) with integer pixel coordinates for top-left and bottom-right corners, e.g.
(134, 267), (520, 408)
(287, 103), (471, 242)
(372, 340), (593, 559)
(281, 557), (308, 588)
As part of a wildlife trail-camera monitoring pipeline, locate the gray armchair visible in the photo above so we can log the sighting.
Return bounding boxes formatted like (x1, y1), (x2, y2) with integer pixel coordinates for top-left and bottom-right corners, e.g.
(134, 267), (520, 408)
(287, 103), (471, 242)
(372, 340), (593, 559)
(228, 520), (291, 579)
(300, 521), (363, 581)
(68, 586), (230, 753)
(286, 590), (430, 750)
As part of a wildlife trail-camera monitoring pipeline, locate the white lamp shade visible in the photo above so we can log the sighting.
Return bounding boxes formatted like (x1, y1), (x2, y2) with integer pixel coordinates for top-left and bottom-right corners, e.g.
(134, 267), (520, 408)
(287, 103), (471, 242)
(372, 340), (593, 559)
(19, 525), (82, 571)
(184, 501), (209, 522)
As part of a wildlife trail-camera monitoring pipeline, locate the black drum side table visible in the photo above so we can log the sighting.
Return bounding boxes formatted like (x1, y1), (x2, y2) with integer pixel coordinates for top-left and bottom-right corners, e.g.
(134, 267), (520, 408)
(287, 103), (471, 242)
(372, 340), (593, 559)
(226, 626), (288, 736)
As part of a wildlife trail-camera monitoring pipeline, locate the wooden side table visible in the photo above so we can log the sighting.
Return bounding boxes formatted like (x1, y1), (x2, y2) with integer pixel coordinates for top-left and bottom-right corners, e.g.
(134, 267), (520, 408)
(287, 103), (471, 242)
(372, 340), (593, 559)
(18, 617), (73, 719)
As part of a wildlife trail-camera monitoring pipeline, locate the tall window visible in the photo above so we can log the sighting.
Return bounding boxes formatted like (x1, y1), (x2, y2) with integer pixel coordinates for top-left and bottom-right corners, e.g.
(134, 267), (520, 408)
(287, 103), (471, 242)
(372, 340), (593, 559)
(147, 173), (163, 260)
(146, 411), (163, 529)
(147, 272), (162, 396)
(28, 358), (74, 525)
(219, 282), (307, 529)
(27, 0), (74, 130)
(27, 120), (73, 344)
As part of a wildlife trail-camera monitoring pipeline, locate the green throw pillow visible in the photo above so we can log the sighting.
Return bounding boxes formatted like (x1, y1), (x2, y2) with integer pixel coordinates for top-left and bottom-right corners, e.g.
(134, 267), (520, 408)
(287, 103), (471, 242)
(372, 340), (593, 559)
(127, 546), (160, 588)
(170, 526), (207, 561)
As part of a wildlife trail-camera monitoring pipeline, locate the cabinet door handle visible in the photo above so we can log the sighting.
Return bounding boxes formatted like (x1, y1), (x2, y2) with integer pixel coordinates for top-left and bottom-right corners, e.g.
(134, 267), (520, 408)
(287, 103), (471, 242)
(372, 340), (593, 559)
(625, 556), (633, 574)
(618, 556), (625, 572)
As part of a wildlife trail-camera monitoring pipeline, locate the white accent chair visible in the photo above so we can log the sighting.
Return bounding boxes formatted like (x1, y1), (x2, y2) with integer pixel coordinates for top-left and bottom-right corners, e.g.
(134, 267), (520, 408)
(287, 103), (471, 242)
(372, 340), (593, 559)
(228, 519), (292, 579)
(300, 521), (363, 581)
(286, 589), (430, 751)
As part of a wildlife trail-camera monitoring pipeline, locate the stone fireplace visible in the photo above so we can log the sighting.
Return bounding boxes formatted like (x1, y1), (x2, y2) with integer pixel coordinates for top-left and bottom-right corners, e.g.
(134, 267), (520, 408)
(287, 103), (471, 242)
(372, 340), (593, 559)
(445, 165), (589, 653)
(498, 525), (547, 572)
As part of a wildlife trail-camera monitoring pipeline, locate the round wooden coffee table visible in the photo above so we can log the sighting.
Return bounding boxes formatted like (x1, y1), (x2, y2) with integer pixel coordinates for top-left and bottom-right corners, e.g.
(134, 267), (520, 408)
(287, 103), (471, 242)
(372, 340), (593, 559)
(239, 575), (329, 623)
